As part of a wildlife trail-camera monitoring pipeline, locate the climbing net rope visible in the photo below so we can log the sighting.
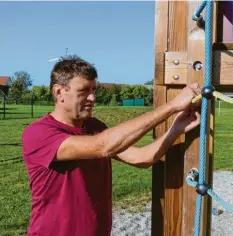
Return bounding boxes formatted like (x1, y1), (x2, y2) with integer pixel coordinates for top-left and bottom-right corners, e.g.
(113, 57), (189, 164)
(186, 1), (233, 236)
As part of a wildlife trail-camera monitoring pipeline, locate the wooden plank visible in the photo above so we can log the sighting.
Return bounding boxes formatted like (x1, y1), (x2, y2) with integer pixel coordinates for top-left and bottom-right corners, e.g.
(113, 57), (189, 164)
(154, 1), (169, 85)
(165, 87), (185, 236)
(182, 14), (204, 236)
(152, 85), (167, 236)
(165, 52), (187, 85)
(213, 50), (233, 85)
(217, 1), (233, 42)
(222, 2), (233, 42)
(164, 1), (188, 236)
(155, 53), (165, 85)
(168, 1), (188, 51)
(213, 43), (233, 50)
(182, 1), (206, 236)
(213, 1), (218, 44)
(215, 85), (233, 92)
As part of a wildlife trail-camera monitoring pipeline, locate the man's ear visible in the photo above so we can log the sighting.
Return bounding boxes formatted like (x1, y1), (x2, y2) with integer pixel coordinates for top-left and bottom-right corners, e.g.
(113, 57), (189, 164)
(52, 84), (64, 102)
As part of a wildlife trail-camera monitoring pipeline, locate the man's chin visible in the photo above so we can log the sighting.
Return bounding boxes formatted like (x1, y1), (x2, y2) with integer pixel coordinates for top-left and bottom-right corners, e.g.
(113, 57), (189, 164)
(80, 111), (93, 120)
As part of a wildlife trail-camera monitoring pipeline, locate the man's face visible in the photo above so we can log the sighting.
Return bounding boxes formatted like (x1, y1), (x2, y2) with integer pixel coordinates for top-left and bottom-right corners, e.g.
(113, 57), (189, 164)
(61, 76), (97, 120)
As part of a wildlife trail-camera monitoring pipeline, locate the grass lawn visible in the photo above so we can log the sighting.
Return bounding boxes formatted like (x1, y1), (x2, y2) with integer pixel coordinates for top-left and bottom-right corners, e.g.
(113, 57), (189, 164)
(0, 103), (232, 235)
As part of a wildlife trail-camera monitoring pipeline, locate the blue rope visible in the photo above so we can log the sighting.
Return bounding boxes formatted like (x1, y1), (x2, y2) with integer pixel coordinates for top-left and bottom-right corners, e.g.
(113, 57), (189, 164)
(207, 189), (233, 212)
(187, 178), (233, 213)
(192, 1), (207, 21)
(193, 2), (213, 235)
(194, 195), (203, 236)
(186, 177), (198, 188)
(185, 1), (233, 235)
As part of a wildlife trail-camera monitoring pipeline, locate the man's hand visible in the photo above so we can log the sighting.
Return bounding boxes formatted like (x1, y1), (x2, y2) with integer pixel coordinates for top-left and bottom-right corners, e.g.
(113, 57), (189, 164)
(171, 109), (201, 135)
(169, 83), (201, 112)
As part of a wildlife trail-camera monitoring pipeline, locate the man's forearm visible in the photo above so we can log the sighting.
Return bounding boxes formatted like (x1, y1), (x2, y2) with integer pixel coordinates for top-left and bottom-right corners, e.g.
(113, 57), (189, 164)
(137, 126), (181, 167)
(99, 102), (176, 158)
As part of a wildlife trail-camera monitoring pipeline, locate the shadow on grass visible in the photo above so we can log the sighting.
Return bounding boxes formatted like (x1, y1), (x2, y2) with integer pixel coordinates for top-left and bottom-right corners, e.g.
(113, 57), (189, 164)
(0, 143), (22, 146)
(0, 107), (17, 110)
(0, 115), (42, 120)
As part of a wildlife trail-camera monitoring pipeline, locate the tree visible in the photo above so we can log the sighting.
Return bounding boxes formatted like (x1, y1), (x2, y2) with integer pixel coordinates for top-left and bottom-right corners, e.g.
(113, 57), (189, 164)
(132, 85), (148, 99)
(109, 94), (119, 106)
(109, 85), (122, 104)
(8, 71), (33, 102)
(120, 85), (134, 100)
(95, 86), (111, 105)
(32, 85), (52, 101)
(144, 79), (154, 85)
(11, 71), (32, 89)
(144, 88), (153, 106)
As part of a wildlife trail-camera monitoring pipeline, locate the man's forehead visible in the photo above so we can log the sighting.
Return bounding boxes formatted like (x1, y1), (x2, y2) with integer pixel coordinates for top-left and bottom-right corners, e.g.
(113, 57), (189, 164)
(72, 76), (96, 87)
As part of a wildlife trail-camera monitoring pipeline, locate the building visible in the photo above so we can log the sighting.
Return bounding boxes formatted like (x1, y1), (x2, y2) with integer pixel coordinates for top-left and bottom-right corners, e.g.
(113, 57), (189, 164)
(0, 76), (11, 95)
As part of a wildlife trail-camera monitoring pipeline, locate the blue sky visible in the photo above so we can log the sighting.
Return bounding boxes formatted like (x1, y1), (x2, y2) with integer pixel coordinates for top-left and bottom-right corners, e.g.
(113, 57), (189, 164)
(0, 1), (155, 87)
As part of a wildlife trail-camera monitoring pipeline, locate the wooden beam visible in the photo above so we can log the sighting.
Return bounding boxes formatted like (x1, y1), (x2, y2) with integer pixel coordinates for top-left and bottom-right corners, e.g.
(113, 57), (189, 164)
(213, 50), (233, 85)
(213, 42), (233, 50)
(154, 1), (168, 85)
(153, 1), (218, 236)
(164, 52), (188, 85)
(152, 1), (168, 235)
(163, 49), (233, 86)
(164, 1), (188, 236)
(152, 85), (167, 236)
(182, 2), (205, 235)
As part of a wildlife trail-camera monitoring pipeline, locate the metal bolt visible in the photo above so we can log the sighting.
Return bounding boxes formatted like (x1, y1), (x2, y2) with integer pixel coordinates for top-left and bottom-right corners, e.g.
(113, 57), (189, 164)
(195, 63), (202, 71)
(174, 60), (180, 65)
(193, 61), (203, 71)
(173, 75), (179, 80)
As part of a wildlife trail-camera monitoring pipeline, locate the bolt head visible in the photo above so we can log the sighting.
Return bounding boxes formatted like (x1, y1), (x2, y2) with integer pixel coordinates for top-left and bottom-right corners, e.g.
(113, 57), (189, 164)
(173, 75), (179, 80)
(195, 63), (202, 71)
(174, 60), (180, 65)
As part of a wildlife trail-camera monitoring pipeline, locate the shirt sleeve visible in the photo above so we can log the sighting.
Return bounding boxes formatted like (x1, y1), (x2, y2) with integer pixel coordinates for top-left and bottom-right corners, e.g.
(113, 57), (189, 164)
(22, 123), (72, 169)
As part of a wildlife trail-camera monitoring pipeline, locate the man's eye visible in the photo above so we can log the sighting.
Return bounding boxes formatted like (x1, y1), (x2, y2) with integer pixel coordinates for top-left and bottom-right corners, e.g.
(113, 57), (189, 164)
(79, 89), (88, 92)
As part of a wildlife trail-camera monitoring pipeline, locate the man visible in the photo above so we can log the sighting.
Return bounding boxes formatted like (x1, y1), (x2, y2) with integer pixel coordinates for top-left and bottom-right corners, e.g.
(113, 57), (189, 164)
(22, 56), (201, 236)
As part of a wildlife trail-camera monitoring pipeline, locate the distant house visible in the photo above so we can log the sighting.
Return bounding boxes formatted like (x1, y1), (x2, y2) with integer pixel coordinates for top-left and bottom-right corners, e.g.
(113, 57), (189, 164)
(0, 76), (11, 95)
(98, 82), (154, 89)
(98, 82), (128, 88)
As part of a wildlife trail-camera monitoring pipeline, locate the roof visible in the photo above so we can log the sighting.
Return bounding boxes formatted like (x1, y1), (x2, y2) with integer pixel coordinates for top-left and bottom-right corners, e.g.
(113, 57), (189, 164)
(0, 76), (10, 86)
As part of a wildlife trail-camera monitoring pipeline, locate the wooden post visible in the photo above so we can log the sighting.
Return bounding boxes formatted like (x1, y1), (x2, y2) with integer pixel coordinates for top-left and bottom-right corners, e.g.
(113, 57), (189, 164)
(153, 1), (217, 235)
(152, 2), (168, 235)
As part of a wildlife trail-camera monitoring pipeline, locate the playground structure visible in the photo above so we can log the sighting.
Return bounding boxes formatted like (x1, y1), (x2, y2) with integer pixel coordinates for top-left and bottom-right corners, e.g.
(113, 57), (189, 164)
(152, 1), (233, 236)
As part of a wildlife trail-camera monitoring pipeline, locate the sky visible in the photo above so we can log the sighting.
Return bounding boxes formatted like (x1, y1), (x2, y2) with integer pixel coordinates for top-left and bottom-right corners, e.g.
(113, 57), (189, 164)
(0, 1), (156, 87)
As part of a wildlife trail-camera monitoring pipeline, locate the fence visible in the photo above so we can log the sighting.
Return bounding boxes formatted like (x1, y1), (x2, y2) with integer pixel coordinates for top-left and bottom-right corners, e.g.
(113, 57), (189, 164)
(0, 96), (54, 119)
(122, 98), (145, 106)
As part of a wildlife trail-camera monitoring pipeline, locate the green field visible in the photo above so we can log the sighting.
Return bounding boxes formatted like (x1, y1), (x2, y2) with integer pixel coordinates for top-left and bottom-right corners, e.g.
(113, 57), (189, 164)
(0, 104), (232, 235)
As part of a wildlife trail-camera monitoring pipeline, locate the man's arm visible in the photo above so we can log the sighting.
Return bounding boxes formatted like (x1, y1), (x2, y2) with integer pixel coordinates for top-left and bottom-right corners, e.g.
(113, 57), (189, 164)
(114, 127), (179, 168)
(114, 109), (201, 168)
(55, 84), (201, 161)
(56, 102), (175, 161)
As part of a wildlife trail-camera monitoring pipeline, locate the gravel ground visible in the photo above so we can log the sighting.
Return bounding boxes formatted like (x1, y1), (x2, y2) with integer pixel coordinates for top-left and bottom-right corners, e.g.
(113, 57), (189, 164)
(112, 171), (233, 236)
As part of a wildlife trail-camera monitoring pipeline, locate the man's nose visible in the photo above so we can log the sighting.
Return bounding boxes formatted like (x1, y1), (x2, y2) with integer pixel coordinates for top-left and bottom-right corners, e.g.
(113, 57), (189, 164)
(87, 93), (96, 103)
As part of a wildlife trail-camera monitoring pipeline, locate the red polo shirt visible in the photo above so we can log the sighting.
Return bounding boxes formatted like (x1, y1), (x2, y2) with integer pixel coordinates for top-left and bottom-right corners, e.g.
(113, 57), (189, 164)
(22, 114), (112, 236)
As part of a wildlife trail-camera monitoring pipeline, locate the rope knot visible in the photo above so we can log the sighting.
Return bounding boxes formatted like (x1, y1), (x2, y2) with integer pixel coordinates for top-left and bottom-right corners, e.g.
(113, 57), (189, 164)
(201, 85), (215, 99)
(192, 13), (204, 22)
(196, 183), (210, 196)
